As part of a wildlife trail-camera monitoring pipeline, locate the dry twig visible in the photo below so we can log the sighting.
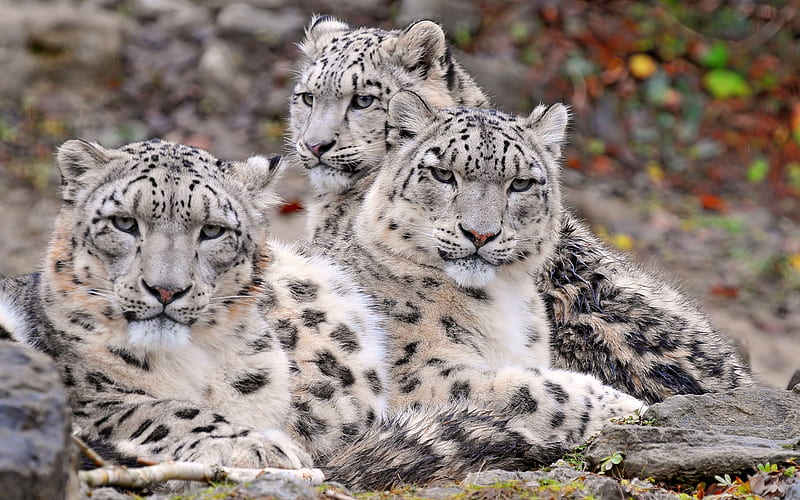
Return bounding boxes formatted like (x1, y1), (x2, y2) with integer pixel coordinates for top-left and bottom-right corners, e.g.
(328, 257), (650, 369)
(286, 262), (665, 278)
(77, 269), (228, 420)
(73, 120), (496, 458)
(79, 461), (325, 488)
(71, 435), (107, 467)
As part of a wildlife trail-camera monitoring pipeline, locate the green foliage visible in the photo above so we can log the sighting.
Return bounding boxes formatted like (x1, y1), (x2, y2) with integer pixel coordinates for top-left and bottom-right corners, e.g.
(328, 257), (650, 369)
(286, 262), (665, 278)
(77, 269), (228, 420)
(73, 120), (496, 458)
(703, 69), (751, 99)
(562, 442), (590, 470)
(598, 451), (624, 475)
(746, 158), (769, 184)
(715, 473), (735, 487)
(756, 462), (780, 473)
(700, 42), (729, 69)
(787, 163), (800, 189)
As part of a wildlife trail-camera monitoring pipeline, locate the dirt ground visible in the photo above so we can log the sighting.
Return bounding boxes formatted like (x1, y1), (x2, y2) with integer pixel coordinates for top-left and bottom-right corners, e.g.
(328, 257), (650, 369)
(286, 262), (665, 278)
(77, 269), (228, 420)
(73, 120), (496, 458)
(0, 0), (798, 388)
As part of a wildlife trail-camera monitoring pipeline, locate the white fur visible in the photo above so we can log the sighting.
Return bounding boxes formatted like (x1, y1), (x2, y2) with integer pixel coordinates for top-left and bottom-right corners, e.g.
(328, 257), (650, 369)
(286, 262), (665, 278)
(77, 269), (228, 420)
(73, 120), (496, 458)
(0, 298), (29, 343)
(444, 259), (496, 289)
(308, 166), (353, 195)
(127, 317), (192, 350)
(479, 270), (550, 369)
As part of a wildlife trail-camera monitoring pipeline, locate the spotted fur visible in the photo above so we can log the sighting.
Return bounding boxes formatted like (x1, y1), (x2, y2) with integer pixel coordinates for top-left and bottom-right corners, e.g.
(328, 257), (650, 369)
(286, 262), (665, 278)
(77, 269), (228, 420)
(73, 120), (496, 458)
(0, 139), (389, 483)
(288, 17), (755, 403)
(317, 92), (646, 491)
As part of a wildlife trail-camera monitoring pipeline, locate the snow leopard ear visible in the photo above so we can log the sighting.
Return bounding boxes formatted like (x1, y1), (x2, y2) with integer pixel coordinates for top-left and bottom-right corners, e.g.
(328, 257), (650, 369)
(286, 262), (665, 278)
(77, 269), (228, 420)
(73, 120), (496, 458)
(386, 91), (436, 149)
(394, 20), (449, 80)
(57, 140), (115, 183)
(56, 139), (130, 205)
(300, 15), (350, 58)
(523, 103), (570, 159)
(229, 154), (283, 216)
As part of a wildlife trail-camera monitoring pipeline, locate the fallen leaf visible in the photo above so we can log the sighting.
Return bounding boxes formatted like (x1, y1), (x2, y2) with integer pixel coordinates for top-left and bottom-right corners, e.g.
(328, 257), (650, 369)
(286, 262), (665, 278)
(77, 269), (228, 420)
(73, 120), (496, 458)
(789, 254), (800, 274)
(612, 233), (634, 252)
(792, 103), (800, 146)
(591, 155), (614, 174)
(710, 285), (739, 298)
(746, 158), (769, 184)
(700, 41), (728, 69)
(699, 193), (727, 212)
(629, 53), (657, 79)
(647, 161), (664, 184)
(703, 69), (751, 99)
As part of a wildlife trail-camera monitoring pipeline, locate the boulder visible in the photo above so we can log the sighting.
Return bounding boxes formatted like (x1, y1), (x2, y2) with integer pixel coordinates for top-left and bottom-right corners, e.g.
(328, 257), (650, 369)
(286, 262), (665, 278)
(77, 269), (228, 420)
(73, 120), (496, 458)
(0, 3), (130, 108)
(396, 0), (482, 38)
(216, 3), (304, 44)
(0, 340), (77, 499)
(586, 387), (800, 484)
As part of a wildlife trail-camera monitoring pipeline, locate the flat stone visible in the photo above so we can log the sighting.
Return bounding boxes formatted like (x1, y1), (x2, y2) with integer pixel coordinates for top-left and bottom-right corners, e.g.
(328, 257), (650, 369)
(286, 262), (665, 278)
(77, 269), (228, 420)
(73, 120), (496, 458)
(785, 481), (800, 500)
(645, 386), (800, 439)
(223, 474), (317, 500)
(463, 466), (680, 499)
(0, 340), (77, 499)
(586, 387), (800, 484)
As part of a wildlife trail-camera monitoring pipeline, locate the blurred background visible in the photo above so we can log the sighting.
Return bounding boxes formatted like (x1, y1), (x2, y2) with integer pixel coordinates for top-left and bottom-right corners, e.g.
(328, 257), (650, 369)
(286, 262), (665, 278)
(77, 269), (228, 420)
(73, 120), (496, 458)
(0, 0), (797, 387)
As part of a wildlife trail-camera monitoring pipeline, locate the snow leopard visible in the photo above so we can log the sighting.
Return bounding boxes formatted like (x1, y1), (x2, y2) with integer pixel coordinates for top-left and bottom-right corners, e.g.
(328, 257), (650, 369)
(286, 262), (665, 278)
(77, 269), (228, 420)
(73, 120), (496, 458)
(287, 16), (754, 403)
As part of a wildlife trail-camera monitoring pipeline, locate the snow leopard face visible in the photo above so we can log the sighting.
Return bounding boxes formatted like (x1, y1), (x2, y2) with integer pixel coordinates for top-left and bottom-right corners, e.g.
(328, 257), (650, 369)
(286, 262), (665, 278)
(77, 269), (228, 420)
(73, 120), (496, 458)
(362, 92), (569, 289)
(50, 139), (279, 350)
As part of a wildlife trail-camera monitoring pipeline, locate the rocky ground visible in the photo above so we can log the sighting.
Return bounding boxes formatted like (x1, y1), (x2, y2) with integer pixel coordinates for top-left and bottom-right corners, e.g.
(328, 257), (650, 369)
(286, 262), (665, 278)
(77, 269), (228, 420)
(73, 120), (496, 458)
(4, 337), (799, 499)
(0, 0), (799, 498)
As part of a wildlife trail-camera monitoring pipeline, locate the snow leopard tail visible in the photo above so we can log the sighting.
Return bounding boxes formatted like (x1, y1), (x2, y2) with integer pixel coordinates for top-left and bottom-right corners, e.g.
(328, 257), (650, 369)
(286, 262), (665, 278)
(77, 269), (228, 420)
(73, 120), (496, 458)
(323, 401), (565, 491)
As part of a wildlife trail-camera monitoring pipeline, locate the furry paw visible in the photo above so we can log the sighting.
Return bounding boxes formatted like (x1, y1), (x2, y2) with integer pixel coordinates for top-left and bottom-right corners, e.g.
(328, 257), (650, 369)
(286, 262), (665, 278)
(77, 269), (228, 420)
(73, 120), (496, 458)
(599, 389), (648, 421)
(180, 429), (312, 469)
(260, 429), (313, 468)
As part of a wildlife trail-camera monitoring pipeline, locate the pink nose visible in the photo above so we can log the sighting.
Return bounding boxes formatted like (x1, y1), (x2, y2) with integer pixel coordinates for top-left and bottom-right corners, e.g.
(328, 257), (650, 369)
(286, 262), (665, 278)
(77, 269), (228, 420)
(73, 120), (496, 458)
(459, 224), (500, 248)
(142, 280), (192, 305)
(468, 230), (495, 247)
(305, 140), (335, 158)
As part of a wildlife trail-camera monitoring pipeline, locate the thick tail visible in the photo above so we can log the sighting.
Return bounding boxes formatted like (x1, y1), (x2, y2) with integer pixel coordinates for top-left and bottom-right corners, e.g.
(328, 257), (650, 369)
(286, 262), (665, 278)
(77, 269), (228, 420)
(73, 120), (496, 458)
(322, 401), (565, 491)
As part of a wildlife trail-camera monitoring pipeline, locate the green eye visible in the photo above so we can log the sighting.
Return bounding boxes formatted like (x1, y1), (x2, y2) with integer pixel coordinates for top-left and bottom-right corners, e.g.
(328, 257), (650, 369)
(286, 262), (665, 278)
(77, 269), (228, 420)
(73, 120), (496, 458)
(431, 167), (456, 185)
(299, 92), (314, 106)
(111, 216), (138, 235)
(351, 95), (375, 110)
(510, 178), (535, 192)
(200, 224), (226, 240)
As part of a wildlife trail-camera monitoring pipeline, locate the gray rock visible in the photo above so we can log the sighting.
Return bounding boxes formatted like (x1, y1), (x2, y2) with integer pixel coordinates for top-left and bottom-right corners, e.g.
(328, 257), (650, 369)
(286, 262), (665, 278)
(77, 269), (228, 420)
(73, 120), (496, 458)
(129, 0), (211, 38)
(586, 387), (800, 483)
(80, 486), (135, 500)
(396, 0), (482, 37)
(0, 341), (77, 500)
(455, 50), (529, 113)
(217, 3), (304, 44)
(226, 474), (317, 500)
(24, 5), (131, 81)
(198, 38), (249, 106)
(646, 386), (800, 439)
(785, 481), (800, 500)
(0, 3), (130, 108)
(463, 466), (680, 499)
(411, 486), (465, 499)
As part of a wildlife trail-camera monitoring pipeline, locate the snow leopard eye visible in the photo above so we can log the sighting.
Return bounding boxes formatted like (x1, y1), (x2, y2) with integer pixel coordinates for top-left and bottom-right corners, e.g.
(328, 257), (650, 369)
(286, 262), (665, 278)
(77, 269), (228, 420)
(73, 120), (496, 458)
(509, 178), (535, 192)
(111, 216), (138, 236)
(351, 95), (375, 110)
(299, 92), (314, 107)
(200, 224), (226, 240)
(430, 167), (456, 185)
